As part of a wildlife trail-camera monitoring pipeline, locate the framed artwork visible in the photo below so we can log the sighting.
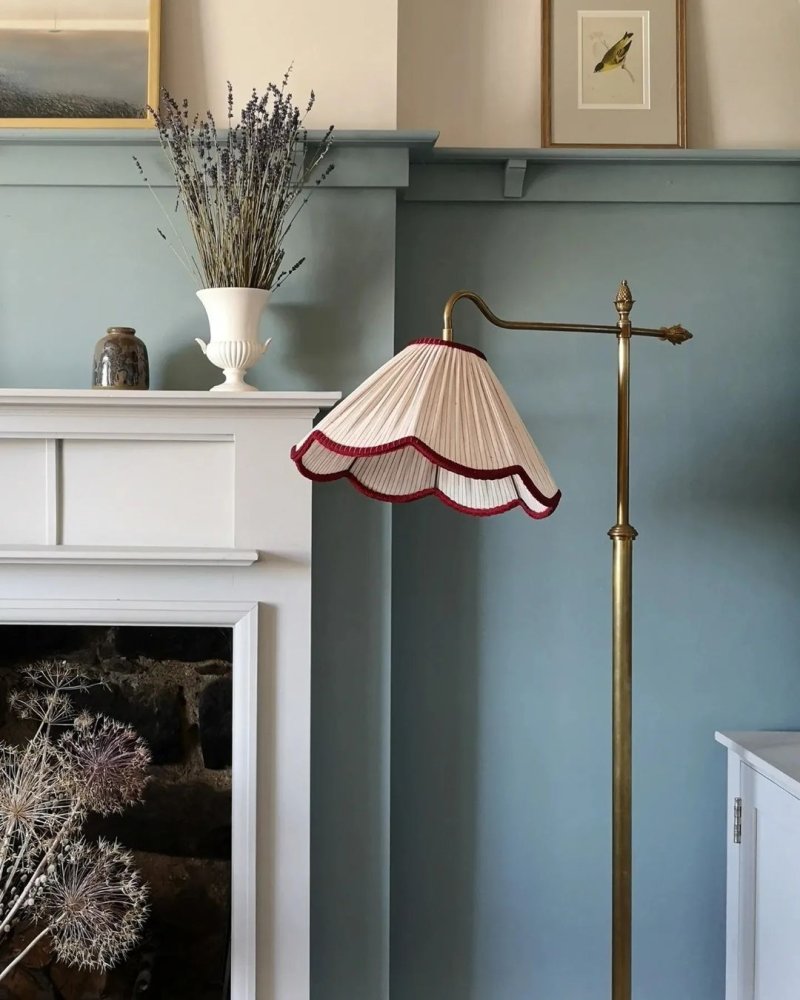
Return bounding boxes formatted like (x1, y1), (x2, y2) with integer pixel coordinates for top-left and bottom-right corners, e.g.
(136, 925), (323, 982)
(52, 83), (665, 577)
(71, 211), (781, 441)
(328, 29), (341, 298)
(0, 0), (161, 129)
(542, 0), (686, 148)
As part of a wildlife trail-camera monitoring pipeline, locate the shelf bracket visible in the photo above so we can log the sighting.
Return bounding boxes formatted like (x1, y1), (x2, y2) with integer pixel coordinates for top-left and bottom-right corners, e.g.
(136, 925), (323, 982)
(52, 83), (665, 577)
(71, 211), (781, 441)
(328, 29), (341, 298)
(503, 158), (527, 199)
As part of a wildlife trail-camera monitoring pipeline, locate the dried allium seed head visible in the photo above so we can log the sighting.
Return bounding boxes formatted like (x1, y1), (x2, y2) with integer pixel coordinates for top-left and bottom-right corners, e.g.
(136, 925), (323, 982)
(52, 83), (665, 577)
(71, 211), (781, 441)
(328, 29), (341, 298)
(58, 716), (150, 816)
(22, 660), (92, 693)
(73, 710), (94, 734)
(9, 689), (75, 726)
(0, 742), (76, 843)
(34, 837), (148, 971)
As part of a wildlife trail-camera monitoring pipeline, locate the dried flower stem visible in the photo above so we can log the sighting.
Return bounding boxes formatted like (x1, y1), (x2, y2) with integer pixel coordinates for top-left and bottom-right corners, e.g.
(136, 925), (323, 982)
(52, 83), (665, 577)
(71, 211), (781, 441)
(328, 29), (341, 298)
(0, 925), (49, 983)
(0, 803), (81, 930)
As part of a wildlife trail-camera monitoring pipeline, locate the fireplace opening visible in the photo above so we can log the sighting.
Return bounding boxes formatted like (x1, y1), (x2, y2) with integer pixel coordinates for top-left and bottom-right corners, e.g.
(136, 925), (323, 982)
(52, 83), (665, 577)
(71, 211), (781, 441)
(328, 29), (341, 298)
(0, 624), (233, 1000)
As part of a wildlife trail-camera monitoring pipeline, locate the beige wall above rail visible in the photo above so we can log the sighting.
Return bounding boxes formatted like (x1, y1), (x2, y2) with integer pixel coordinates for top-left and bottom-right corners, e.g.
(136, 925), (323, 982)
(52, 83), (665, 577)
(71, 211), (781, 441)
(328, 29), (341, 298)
(398, 0), (800, 148)
(161, 0), (399, 129)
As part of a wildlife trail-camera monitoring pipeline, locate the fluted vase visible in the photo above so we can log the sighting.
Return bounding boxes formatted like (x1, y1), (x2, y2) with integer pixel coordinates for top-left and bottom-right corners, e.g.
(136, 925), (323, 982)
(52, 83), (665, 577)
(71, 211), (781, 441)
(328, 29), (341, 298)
(195, 287), (272, 392)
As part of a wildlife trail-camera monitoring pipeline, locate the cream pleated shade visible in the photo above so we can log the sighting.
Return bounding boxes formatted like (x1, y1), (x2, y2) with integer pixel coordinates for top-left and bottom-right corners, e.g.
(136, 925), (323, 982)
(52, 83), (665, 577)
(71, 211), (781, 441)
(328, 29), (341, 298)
(291, 338), (561, 518)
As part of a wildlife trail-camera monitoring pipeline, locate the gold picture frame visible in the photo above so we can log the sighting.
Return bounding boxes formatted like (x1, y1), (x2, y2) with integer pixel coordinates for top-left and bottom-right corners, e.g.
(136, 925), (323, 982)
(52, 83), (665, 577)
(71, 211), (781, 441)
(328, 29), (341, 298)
(542, 0), (686, 148)
(0, 0), (161, 129)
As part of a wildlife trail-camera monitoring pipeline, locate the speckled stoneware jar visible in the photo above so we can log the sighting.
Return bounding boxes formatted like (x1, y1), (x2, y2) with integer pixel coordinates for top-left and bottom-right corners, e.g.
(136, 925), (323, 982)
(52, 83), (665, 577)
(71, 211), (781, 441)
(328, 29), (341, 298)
(92, 327), (149, 390)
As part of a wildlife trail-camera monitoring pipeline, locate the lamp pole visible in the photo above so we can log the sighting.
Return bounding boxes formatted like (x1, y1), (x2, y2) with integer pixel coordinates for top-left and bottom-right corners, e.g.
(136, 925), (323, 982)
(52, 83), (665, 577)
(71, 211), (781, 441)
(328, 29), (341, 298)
(440, 281), (690, 1000)
(610, 282), (636, 1000)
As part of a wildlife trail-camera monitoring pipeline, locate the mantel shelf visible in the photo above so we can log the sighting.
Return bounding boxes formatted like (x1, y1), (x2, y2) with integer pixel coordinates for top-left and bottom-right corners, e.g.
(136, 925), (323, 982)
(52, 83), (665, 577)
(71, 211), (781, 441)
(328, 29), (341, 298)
(0, 546), (260, 567)
(0, 389), (342, 411)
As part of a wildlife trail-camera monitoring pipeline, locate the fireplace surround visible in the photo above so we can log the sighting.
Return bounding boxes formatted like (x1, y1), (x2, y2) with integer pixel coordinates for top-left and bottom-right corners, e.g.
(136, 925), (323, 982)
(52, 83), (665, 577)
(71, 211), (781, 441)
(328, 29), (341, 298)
(0, 388), (339, 1000)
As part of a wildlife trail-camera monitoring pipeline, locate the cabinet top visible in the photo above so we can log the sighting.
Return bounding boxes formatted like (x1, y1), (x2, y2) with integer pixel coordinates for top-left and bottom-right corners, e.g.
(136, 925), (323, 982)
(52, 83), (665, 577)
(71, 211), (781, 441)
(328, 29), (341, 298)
(716, 731), (800, 800)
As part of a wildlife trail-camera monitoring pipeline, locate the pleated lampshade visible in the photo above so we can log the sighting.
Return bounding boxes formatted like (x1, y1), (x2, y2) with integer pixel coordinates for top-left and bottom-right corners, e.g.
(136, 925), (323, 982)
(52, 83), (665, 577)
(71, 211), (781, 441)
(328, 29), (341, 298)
(291, 338), (561, 518)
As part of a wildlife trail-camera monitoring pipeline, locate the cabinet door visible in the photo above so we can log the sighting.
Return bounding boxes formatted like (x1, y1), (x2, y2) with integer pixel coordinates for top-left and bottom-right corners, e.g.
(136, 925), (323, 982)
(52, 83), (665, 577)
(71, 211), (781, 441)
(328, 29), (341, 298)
(737, 764), (800, 999)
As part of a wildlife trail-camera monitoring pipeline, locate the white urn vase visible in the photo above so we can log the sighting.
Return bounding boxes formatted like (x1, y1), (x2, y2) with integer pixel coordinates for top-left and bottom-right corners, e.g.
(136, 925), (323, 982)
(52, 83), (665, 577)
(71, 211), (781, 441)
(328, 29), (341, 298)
(195, 287), (272, 392)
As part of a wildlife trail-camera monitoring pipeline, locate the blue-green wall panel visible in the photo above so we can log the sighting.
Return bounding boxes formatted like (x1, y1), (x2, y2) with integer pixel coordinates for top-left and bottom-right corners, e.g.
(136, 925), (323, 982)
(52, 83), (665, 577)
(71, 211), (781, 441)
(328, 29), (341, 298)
(392, 200), (800, 1000)
(312, 485), (391, 1000)
(0, 158), (394, 1000)
(0, 184), (395, 395)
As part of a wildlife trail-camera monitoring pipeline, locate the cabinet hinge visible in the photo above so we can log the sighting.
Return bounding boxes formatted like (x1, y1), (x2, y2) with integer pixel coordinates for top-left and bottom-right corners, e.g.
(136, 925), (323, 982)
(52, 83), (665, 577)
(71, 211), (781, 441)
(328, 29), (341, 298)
(733, 797), (742, 844)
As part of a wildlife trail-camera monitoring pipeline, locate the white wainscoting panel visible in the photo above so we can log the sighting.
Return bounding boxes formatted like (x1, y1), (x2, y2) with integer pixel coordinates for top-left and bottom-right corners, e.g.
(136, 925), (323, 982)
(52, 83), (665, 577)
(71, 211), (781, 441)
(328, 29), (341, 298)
(0, 438), (47, 544)
(61, 438), (235, 547)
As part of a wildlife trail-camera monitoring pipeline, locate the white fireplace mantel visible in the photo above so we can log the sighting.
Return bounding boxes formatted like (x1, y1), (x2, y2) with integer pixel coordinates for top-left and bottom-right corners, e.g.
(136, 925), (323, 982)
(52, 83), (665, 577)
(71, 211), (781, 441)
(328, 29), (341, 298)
(0, 388), (340, 1000)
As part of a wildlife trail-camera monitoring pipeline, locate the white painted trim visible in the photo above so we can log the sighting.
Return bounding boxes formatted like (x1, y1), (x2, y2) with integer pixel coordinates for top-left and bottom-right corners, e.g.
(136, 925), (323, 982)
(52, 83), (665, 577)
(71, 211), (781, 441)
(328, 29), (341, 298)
(0, 598), (259, 1000)
(44, 439), (60, 545)
(0, 598), (255, 626)
(0, 431), (235, 442)
(0, 545), (259, 566)
(0, 389), (341, 411)
(231, 606), (259, 1000)
(724, 752), (742, 1000)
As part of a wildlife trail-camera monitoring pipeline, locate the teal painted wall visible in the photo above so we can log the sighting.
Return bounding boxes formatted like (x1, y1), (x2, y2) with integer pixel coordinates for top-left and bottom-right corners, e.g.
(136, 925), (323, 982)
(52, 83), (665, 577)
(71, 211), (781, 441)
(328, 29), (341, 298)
(5, 137), (800, 1000)
(0, 138), (394, 1000)
(392, 192), (800, 999)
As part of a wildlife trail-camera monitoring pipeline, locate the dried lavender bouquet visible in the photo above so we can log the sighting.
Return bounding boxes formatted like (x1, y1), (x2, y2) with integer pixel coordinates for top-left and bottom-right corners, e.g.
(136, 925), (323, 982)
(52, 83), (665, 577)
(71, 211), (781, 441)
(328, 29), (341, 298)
(0, 661), (150, 983)
(140, 71), (334, 290)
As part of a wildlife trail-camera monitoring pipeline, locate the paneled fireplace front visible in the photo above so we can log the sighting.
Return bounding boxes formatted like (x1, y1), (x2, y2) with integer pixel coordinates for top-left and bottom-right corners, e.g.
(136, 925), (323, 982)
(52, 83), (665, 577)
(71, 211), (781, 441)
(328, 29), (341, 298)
(0, 389), (339, 1000)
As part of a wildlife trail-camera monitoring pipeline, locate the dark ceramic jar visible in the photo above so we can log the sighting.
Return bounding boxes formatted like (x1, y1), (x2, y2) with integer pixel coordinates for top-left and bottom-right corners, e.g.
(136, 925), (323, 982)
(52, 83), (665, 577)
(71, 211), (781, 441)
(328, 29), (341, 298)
(92, 327), (149, 390)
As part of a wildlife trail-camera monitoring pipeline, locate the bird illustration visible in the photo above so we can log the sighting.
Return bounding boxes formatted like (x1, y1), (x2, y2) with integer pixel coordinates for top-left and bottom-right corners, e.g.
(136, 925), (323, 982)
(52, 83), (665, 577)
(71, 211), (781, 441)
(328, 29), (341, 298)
(594, 31), (635, 80)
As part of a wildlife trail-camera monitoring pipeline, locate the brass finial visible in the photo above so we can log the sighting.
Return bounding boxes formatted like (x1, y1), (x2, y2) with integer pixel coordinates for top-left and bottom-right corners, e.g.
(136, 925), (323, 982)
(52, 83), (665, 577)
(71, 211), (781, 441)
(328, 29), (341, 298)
(660, 324), (693, 346)
(614, 279), (635, 320)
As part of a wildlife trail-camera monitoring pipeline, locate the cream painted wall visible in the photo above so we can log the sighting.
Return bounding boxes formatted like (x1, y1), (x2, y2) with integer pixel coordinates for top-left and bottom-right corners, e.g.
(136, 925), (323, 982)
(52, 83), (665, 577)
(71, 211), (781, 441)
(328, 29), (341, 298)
(162, 0), (398, 129)
(398, 0), (800, 148)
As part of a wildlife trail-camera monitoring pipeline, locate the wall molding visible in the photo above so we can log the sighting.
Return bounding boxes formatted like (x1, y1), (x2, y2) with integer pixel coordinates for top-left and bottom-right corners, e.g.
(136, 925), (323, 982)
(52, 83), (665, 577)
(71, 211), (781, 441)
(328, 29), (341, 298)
(1, 128), (797, 200)
(405, 147), (800, 205)
(415, 147), (800, 164)
(0, 129), (439, 190)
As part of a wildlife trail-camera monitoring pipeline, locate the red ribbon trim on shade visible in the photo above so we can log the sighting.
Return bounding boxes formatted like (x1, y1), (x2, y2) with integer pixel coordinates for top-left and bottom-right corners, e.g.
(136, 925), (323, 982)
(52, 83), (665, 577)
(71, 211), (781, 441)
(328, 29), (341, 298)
(409, 338), (487, 360)
(295, 465), (559, 520)
(290, 430), (562, 519)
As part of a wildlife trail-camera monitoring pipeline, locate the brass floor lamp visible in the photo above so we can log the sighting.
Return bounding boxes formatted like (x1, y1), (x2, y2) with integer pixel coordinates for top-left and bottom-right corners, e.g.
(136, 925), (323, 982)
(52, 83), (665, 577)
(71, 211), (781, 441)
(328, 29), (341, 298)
(292, 281), (692, 1000)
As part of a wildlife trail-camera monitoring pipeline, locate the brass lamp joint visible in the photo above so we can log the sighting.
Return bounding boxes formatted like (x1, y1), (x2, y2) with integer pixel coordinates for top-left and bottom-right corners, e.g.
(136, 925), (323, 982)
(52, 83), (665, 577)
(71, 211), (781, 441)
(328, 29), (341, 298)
(608, 524), (638, 542)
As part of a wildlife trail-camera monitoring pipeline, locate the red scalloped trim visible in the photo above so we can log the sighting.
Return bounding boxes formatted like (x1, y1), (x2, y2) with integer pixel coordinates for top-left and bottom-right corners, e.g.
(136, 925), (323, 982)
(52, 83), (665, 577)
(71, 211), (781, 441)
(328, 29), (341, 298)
(296, 465), (559, 519)
(290, 430), (561, 519)
(409, 338), (487, 360)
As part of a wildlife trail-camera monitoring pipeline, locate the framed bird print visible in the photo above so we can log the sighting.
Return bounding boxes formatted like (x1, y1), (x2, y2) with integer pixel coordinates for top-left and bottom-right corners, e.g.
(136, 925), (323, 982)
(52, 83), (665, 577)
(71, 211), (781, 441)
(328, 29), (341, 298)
(542, 0), (686, 147)
(0, 0), (161, 129)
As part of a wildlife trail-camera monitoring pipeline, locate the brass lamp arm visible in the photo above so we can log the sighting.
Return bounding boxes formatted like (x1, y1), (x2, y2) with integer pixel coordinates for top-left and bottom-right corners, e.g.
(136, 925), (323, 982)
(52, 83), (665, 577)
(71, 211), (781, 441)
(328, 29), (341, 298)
(441, 288), (692, 346)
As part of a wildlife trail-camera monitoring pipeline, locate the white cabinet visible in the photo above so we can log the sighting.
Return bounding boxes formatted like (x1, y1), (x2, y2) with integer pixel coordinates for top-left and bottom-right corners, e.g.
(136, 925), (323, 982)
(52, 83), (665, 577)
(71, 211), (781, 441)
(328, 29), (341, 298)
(716, 732), (800, 1000)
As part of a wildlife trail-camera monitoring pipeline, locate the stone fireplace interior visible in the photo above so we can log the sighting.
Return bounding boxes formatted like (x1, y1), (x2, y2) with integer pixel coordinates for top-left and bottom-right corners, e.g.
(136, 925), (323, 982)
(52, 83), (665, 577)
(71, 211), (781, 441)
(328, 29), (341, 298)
(0, 624), (234, 1000)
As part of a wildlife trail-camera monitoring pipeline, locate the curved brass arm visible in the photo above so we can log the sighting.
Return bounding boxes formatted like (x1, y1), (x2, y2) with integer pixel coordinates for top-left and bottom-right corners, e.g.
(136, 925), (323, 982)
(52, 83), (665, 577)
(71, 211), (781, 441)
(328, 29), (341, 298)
(441, 286), (692, 346)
